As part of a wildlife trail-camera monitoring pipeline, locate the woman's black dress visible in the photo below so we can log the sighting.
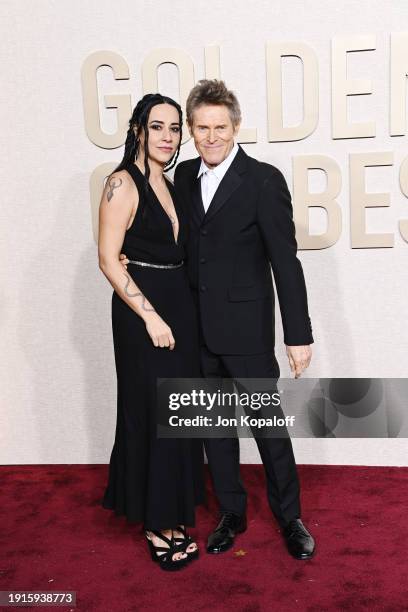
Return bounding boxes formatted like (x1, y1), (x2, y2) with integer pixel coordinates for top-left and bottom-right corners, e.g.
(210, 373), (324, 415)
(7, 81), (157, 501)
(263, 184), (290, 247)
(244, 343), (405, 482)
(102, 162), (205, 530)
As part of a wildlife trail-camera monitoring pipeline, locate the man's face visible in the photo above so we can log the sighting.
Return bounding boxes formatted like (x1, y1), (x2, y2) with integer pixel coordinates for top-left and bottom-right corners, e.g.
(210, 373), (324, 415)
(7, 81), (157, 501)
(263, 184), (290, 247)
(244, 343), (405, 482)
(189, 104), (240, 168)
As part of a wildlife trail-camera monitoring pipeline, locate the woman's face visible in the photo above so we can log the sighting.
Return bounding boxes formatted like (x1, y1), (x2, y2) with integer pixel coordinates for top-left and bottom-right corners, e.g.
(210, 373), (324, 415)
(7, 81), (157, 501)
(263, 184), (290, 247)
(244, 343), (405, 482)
(137, 103), (181, 166)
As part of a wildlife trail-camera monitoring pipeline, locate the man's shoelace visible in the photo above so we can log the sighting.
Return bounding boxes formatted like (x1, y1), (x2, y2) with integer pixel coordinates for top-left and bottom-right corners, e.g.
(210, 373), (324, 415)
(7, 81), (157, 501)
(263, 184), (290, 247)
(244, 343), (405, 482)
(286, 521), (308, 538)
(218, 512), (239, 529)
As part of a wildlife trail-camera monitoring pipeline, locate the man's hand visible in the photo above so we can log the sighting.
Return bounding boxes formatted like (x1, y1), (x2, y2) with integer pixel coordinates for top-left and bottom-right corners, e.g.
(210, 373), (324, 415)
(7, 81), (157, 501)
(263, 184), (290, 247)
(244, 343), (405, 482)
(285, 345), (312, 378)
(119, 253), (129, 269)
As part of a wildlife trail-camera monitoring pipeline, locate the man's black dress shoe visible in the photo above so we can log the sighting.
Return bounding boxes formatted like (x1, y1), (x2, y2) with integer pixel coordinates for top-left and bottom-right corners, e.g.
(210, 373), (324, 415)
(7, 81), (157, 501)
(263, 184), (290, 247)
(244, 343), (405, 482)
(283, 518), (315, 559)
(207, 512), (247, 554)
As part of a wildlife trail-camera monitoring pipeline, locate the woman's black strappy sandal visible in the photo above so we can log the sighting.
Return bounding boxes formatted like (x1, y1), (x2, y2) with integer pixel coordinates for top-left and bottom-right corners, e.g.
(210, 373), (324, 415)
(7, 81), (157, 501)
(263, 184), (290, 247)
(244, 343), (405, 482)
(173, 525), (199, 561)
(145, 530), (189, 571)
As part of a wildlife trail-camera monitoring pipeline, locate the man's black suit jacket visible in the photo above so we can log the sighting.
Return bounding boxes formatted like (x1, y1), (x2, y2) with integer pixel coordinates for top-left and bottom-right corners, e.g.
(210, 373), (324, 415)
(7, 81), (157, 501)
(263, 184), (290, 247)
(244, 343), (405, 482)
(174, 144), (313, 355)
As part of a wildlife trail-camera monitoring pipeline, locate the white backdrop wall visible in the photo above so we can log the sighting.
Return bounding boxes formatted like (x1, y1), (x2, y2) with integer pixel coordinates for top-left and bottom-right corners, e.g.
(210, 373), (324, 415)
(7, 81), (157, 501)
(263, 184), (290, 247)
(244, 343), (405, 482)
(1, 0), (407, 465)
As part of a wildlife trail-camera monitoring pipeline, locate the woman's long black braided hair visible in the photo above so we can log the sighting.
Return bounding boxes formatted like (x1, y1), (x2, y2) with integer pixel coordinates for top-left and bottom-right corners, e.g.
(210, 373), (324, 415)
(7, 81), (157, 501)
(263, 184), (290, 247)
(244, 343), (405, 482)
(111, 93), (182, 217)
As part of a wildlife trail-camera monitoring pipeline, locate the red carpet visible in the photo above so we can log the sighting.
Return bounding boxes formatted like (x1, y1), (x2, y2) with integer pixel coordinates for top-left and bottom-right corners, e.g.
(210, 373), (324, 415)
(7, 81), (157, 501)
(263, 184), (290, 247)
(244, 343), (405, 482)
(1, 465), (407, 611)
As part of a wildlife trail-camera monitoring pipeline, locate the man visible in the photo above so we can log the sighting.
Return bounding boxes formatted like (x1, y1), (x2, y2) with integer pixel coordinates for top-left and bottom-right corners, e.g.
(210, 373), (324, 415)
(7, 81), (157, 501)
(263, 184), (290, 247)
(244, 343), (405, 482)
(123, 80), (315, 559)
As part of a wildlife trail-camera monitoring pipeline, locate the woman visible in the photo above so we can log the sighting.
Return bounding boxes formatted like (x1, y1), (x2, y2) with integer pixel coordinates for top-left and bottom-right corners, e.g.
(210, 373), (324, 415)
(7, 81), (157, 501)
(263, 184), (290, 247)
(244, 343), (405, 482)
(98, 93), (205, 570)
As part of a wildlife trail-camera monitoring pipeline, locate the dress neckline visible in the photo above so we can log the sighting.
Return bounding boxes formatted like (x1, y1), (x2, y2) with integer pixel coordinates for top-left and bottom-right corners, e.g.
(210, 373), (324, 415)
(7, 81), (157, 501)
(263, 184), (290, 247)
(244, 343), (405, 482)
(130, 162), (179, 245)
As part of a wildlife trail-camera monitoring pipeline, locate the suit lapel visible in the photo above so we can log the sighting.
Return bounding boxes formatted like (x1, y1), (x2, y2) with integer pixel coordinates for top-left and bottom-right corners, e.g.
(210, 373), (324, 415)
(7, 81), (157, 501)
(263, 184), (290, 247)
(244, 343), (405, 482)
(185, 145), (249, 227)
(185, 157), (205, 227)
(204, 145), (248, 224)
(191, 175), (206, 226)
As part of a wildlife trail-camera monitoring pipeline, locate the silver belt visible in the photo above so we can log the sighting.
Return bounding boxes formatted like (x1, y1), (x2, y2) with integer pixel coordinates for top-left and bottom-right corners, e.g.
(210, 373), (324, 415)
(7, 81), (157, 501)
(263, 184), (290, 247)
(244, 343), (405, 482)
(127, 259), (184, 269)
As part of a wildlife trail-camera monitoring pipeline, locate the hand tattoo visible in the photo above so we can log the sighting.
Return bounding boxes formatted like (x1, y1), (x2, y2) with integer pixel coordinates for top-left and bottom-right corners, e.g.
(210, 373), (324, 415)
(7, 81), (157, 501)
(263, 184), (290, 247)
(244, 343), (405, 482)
(107, 177), (122, 202)
(123, 273), (155, 311)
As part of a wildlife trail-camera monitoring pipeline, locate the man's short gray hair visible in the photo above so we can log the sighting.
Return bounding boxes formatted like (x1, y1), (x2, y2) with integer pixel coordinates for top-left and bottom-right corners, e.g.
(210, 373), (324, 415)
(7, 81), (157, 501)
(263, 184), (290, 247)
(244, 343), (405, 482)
(186, 79), (242, 127)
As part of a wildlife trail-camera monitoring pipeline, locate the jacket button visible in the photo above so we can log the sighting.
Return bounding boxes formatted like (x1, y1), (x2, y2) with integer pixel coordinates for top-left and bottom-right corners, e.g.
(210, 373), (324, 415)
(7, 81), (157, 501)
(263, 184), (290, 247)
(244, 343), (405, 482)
(200, 285), (207, 292)
(200, 257), (206, 264)
(201, 229), (208, 236)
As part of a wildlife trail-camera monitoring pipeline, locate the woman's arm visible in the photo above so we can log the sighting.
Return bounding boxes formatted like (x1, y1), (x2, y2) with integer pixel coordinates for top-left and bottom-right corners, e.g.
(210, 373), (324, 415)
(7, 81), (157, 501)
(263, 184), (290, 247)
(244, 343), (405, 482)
(98, 171), (175, 349)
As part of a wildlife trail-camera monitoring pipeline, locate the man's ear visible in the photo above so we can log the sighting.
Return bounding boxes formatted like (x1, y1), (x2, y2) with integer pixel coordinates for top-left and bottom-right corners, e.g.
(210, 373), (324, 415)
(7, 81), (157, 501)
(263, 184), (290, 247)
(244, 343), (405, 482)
(186, 121), (194, 137)
(233, 122), (241, 136)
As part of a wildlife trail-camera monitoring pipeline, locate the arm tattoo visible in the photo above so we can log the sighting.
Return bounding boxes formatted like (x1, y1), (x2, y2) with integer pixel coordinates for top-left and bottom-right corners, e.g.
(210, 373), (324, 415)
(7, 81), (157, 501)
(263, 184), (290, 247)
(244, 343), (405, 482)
(123, 273), (141, 298)
(123, 273), (155, 311)
(107, 177), (122, 202)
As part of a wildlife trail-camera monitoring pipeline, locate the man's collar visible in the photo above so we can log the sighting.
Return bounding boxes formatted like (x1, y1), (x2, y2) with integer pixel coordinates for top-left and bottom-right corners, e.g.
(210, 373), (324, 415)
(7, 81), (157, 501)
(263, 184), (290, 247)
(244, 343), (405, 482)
(197, 141), (239, 178)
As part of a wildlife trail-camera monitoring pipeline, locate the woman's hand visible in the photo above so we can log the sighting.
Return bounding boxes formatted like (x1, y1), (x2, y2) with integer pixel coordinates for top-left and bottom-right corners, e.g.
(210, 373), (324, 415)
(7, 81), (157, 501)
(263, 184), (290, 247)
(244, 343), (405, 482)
(144, 312), (175, 350)
(118, 253), (174, 349)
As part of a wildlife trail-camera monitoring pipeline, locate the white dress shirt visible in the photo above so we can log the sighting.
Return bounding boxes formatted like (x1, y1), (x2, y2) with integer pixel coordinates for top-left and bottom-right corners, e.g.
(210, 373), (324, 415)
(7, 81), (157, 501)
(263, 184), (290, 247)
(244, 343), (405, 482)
(197, 142), (239, 213)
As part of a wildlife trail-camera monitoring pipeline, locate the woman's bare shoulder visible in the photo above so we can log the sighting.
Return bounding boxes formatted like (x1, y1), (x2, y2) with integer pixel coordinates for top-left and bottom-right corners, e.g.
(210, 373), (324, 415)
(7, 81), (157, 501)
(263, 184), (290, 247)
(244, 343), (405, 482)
(106, 168), (134, 188)
(104, 169), (138, 201)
